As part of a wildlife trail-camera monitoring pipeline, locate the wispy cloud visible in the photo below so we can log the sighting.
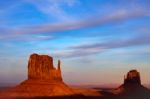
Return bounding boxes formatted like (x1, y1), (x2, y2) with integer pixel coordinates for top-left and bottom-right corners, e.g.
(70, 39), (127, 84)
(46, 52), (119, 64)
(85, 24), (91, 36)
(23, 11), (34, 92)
(53, 33), (150, 58)
(0, 8), (149, 43)
(24, 0), (79, 21)
(0, 33), (54, 42)
(71, 33), (150, 50)
(2, 9), (148, 36)
(53, 48), (105, 58)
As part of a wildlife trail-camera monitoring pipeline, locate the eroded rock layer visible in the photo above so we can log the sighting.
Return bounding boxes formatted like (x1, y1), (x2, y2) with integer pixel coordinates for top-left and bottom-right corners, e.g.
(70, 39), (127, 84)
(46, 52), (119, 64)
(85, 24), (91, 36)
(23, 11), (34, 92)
(28, 53), (62, 81)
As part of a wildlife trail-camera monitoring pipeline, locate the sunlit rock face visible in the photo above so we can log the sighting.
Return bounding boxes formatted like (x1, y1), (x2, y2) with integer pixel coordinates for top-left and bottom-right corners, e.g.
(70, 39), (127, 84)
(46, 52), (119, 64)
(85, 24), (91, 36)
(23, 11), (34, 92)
(28, 53), (62, 81)
(0, 53), (76, 97)
(124, 70), (141, 85)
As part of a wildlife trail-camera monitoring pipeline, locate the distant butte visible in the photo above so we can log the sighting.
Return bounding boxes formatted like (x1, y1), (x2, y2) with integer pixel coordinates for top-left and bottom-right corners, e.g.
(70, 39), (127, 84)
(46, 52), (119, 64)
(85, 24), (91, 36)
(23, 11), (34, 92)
(113, 69), (150, 99)
(124, 69), (141, 86)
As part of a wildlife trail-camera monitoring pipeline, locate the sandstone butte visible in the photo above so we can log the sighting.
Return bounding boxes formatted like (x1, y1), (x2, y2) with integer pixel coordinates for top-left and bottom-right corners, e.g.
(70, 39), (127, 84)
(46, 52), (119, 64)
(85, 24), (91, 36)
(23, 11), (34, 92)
(0, 54), (150, 98)
(0, 53), (77, 97)
(113, 69), (150, 98)
(124, 69), (141, 86)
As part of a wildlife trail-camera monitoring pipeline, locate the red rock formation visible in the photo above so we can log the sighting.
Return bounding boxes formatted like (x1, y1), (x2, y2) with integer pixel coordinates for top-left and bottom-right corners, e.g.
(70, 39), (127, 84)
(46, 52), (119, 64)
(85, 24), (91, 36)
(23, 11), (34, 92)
(113, 69), (150, 98)
(124, 69), (141, 85)
(28, 53), (62, 81)
(0, 53), (76, 97)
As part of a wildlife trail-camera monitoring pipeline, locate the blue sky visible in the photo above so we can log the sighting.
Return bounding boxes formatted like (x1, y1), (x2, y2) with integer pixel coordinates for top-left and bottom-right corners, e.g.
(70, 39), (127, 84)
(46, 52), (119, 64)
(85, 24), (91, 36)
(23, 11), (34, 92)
(0, 0), (150, 85)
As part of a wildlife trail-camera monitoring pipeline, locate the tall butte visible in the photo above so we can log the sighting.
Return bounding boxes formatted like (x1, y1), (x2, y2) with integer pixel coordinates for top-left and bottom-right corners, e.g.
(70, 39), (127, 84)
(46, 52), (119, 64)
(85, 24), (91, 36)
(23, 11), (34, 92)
(28, 53), (62, 81)
(0, 53), (76, 97)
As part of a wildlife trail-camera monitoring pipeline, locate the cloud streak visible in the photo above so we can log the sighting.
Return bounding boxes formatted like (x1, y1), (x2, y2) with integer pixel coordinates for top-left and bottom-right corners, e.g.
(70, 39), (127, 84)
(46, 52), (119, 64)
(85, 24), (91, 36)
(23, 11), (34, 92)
(71, 34), (150, 50)
(24, 0), (79, 21)
(2, 9), (148, 36)
(53, 33), (150, 58)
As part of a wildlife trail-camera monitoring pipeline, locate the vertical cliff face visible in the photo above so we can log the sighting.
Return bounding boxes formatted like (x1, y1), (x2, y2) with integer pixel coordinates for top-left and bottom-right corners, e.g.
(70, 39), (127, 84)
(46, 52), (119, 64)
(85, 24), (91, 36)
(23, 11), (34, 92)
(124, 70), (141, 85)
(113, 70), (150, 99)
(0, 53), (76, 97)
(28, 53), (62, 81)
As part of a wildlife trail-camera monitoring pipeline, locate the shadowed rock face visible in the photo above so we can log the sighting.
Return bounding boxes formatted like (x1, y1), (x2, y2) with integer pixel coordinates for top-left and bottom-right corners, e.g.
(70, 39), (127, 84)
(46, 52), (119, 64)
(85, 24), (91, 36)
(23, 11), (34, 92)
(113, 70), (150, 99)
(124, 69), (141, 86)
(28, 53), (62, 81)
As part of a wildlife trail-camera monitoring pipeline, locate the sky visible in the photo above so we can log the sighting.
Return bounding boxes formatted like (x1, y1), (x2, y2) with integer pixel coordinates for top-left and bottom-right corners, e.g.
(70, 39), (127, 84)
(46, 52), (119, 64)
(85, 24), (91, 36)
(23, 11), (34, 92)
(0, 0), (150, 86)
